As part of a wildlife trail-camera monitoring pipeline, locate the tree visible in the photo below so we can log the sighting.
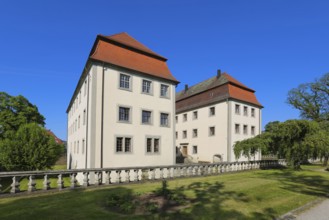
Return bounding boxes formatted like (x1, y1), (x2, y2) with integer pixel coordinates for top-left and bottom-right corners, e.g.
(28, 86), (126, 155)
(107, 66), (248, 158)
(0, 123), (64, 171)
(287, 73), (329, 122)
(234, 120), (319, 170)
(0, 92), (45, 138)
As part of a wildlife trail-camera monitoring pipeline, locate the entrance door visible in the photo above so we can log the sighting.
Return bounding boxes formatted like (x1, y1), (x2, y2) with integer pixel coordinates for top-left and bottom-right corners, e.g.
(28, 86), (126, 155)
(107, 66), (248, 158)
(182, 146), (188, 157)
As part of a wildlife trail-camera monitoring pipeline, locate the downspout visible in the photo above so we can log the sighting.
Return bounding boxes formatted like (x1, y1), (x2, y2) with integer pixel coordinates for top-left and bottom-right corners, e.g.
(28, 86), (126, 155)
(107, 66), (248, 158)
(85, 72), (90, 169)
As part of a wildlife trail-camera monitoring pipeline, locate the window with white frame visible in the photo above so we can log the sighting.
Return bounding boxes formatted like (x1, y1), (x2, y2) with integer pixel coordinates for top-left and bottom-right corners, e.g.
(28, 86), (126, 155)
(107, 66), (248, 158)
(142, 79), (152, 94)
(119, 74), (131, 90)
(146, 137), (160, 153)
(77, 141), (79, 154)
(183, 130), (187, 139)
(160, 84), (169, 98)
(119, 107), (130, 122)
(82, 139), (85, 154)
(193, 111), (198, 119)
(142, 110), (152, 124)
(243, 106), (248, 116)
(78, 115), (80, 129)
(251, 126), (255, 135)
(160, 113), (169, 127)
(79, 91), (81, 103)
(116, 137), (132, 153)
(251, 108), (255, 117)
(209, 107), (215, 116)
(235, 124), (240, 134)
(193, 146), (198, 154)
(83, 109), (86, 125)
(235, 104), (240, 114)
(176, 131), (178, 139)
(209, 126), (215, 136)
(175, 116), (178, 123)
(193, 129), (198, 138)
(183, 113), (187, 122)
(243, 125), (248, 135)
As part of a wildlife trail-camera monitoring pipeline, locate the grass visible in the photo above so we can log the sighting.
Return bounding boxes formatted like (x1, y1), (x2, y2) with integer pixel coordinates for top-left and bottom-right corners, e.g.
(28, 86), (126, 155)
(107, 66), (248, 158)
(0, 165), (328, 219)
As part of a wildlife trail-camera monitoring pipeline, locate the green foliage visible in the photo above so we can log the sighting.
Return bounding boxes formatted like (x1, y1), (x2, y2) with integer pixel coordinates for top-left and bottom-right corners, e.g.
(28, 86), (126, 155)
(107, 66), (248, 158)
(287, 73), (329, 122)
(234, 120), (322, 169)
(0, 92), (45, 138)
(0, 123), (64, 171)
(106, 192), (136, 214)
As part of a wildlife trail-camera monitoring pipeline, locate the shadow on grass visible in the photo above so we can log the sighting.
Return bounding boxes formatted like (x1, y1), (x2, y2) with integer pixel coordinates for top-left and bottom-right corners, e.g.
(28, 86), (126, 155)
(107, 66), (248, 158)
(255, 168), (329, 198)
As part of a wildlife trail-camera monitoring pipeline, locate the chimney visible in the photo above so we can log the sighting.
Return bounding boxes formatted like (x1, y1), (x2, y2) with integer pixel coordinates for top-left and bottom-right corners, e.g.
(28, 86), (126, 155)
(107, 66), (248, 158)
(185, 84), (188, 92)
(217, 69), (221, 78)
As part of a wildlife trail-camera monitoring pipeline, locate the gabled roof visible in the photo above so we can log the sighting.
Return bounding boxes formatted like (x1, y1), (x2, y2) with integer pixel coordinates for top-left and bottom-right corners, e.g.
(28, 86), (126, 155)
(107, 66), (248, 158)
(176, 73), (262, 111)
(89, 32), (178, 83)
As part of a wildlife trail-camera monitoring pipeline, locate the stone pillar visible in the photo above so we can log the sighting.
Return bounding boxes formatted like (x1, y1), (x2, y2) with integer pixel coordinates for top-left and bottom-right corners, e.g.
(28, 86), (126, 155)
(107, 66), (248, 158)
(70, 173), (77, 189)
(28, 175), (36, 192)
(105, 171), (111, 185)
(83, 172), (89, 187)
(11, 176), (20, 194)
(43, 175), (51, 190)
(95, 172), (102, 185)
(57, 174), (64, 190)
(116, 170), (121, 183)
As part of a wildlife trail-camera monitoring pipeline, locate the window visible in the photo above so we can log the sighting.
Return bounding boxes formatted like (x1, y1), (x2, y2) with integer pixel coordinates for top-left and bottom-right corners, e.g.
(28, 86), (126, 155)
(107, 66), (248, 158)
(160, 113), (169, 127)
(175, 116), (178, 124)
(183, 113), (187, 122)
(243, 106), (248, 116)
(116, 137), (132, 153)
(75, 119), (77, 131)
(251, 108), (255, 117)
(243, 125), (248, 135)
(193, 111), (198, 119)
(119, 74), (131, 89)
(83, 109), (86, 125)
(193, 129), (198, 138)
(235, 104), (240, 114)
(183, 130), (187, 139)
(146, 137), (160, 153)
(160, 84), (169, 98)
(142, 110), (152, 124)
(77, 141), (79, 154)
(78, 115), (80, 129)
(209, 126), (215, 136)
(79, 91), (81, 103)
(142, 80), (152, 94)
(82, 139), (85, 154)
(84, 79), (87, 96)
(209, 107), (215, 116)
(251, 126), (255, 135)
(193, 146), (198, 154)
(235, 124), (240, 134)
(119, 107), (130, 122)
(176, 131), (178, 139)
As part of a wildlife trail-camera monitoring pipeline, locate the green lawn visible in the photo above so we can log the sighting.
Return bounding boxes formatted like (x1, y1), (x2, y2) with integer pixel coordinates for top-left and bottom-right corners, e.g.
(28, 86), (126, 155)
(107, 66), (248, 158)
(0, 165), (328, 220)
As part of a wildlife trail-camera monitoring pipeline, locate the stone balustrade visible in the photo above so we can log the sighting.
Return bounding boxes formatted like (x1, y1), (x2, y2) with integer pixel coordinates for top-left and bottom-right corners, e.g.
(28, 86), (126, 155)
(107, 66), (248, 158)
(0, 160), (284, 196)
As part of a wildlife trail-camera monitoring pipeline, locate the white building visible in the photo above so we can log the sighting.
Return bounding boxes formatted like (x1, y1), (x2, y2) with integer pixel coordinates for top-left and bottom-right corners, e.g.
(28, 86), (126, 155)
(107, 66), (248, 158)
(67, 33), (179, 170)
(175, 70), (263, 163)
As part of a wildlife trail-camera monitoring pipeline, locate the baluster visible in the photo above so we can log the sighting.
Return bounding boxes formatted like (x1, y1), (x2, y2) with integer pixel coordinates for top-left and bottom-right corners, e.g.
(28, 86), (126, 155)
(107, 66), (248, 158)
(192, 166), (196, 176)
(57, 174), (64, 190)
(150, 169), (155, 180)
(116, 170), (121, 183)
(70, 173), (77, 189)
(159, 168), (164, 179)
(10, 176), (20, 193)
(43, 174), (50, 190)
(28, 175), (36, 192)
(95, 172), (102, 185)
(134, 169), (138, 182)
(105, 171), (111, 185)
(83, 172), (89, 187)
(125, 170), (130, 182)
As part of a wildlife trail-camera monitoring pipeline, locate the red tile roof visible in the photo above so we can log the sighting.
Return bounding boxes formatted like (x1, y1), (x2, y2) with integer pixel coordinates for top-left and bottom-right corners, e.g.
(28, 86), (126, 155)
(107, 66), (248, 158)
(176, 72), (262, 113)
(90, 32), (178, 83)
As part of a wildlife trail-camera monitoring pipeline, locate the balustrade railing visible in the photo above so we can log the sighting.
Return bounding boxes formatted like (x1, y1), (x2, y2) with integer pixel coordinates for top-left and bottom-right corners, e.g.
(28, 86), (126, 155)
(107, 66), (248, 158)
(0, 160), (285, 196)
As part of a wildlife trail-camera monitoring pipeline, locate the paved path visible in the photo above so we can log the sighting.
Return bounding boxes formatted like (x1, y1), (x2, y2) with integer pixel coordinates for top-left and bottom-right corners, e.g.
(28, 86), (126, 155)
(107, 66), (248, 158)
(281, 199), (329, 220)
(295, 199), (329, 220)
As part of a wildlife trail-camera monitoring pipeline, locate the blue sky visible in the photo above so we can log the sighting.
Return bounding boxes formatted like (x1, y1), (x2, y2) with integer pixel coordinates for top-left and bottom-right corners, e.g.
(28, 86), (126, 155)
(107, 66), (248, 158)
(1, 1), (328, 140)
